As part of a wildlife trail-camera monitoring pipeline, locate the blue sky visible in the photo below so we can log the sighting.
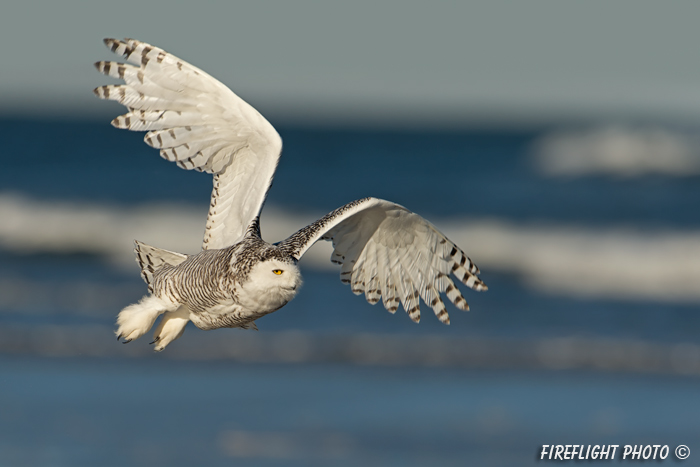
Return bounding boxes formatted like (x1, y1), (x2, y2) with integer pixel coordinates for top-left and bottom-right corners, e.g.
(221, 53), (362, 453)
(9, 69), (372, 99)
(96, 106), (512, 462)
(3, 0), (700, 127)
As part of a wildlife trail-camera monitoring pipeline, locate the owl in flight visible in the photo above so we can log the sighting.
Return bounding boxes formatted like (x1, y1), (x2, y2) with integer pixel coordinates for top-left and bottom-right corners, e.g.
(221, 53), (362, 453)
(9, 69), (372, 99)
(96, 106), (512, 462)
(94, 38), (487, 351)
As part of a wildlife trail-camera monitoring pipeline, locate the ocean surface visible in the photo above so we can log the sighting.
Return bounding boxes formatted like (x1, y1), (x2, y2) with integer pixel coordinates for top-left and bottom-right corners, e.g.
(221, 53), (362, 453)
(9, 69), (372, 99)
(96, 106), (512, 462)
(1, 117), (700, 466)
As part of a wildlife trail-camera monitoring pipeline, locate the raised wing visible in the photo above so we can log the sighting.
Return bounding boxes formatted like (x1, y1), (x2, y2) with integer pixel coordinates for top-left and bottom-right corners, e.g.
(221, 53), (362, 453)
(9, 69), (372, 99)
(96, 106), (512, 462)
(94, 38), (282, 250)
(278, 198), (487, 324)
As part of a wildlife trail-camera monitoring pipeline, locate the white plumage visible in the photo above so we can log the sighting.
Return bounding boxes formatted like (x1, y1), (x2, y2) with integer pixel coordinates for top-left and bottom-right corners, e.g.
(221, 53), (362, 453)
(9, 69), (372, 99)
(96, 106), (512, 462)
(94, 38), (487, 352)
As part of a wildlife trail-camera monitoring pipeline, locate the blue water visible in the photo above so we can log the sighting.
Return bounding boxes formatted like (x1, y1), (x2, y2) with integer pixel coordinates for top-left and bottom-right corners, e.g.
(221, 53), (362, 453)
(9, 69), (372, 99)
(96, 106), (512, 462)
(2, 118), (700, 466)
(2, 357), (700, 467)
(4, 117), (700, 226)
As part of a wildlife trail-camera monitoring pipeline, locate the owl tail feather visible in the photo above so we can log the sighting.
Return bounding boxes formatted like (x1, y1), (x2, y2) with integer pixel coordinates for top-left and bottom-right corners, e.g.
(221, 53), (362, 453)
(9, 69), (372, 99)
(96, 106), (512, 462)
(134, 240), (188, 292)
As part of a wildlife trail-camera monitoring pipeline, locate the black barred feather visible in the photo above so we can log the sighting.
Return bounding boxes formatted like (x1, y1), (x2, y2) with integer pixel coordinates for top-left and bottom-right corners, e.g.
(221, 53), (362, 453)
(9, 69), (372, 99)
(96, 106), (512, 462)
(134, 241), (188, 293)
(279, 197), (487, 325)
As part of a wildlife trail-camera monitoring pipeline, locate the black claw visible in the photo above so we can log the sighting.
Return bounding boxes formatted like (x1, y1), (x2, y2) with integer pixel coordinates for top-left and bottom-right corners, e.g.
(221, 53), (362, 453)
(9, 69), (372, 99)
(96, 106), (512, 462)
(117, 333), (122, 341)
(149, 336), (160, 345)
(122, 339), (132, 344)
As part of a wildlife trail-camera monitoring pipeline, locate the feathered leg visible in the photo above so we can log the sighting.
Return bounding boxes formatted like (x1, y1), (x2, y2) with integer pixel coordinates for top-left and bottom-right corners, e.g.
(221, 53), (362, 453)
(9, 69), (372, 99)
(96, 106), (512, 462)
(116, 295), (179, 343)
(151, 306), (190, 352)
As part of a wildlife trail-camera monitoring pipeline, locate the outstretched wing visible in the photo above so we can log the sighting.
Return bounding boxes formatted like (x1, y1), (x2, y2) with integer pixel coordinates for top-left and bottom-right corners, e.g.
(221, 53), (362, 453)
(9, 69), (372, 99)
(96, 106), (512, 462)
(94, 38), (282, 250)
(278, 198), (487, 324)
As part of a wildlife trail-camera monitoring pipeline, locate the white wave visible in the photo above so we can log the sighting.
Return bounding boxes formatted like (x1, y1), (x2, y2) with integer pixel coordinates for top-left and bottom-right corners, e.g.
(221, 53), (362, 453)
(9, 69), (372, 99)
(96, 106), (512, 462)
(2, 193), (700, 303)
(441, 219), (700, 303)
(0, 192), (333, 268)
(531, 125), (700, 177)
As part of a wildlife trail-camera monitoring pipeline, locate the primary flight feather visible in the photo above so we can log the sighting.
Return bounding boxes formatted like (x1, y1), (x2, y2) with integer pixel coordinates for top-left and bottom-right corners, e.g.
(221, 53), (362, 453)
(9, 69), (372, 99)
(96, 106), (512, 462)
(94, 38), (487, 351)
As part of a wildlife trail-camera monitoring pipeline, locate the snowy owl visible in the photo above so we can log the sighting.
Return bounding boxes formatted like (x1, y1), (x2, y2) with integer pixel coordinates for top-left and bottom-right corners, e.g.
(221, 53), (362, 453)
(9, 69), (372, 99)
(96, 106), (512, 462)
(94, 38), (487, 352)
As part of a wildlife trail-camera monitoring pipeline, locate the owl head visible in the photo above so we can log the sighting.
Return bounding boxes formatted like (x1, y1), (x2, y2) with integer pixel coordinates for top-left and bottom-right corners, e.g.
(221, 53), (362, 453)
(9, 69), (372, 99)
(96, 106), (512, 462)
(238, 258), (302, 312)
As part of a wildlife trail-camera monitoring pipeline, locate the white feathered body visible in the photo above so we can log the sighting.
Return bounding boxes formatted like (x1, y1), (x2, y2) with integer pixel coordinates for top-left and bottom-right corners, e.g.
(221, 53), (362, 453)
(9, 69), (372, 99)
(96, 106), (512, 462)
(155, 248), (299, 329)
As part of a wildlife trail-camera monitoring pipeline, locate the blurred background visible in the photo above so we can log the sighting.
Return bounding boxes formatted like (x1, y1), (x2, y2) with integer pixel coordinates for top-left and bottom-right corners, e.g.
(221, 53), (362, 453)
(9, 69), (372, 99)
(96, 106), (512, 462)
(2, 1), (700, 466)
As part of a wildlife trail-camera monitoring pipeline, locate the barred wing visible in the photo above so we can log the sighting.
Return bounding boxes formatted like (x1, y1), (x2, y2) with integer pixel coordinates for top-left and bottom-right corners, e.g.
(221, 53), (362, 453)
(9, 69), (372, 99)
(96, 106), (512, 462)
(94, 38), (282, 250)
(278, 198), (487, 324)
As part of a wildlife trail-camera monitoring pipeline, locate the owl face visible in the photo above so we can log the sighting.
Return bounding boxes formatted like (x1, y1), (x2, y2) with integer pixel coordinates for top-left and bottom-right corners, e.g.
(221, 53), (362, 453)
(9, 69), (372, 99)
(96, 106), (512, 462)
(238, 259), (302, 312)
(258, 258), (301, 290)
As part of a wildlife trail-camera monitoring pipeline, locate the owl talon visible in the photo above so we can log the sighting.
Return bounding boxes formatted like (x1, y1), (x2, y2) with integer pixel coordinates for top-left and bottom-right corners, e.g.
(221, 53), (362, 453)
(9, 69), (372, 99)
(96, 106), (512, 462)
(122, 338), (132, 344)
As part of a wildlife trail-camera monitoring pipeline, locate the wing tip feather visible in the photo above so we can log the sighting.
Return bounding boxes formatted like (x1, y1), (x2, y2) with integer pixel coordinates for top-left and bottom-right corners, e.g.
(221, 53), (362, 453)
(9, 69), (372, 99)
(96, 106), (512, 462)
(111, 116), (124, 128)
(103, 38), (123, 54)
(93, 86), (106, 99)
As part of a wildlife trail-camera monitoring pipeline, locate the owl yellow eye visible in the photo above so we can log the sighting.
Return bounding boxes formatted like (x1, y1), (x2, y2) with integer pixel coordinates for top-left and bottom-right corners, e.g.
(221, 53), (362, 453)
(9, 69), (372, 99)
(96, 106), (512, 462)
(272, 269), (283, 275)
